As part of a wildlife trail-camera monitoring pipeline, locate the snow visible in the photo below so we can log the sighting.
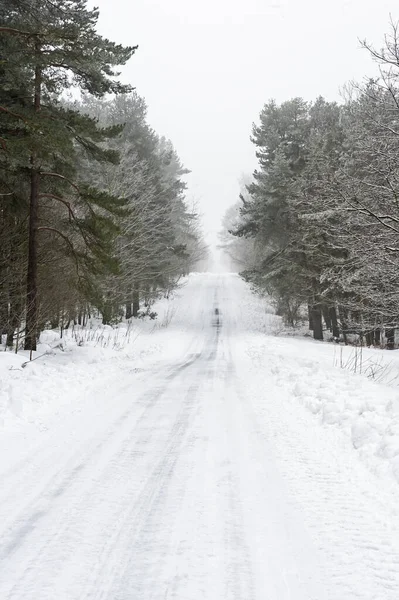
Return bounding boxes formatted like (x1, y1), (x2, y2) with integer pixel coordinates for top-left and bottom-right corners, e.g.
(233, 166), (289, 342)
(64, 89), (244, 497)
(242, 334), (399, 488)
(1, 273), (399, 598)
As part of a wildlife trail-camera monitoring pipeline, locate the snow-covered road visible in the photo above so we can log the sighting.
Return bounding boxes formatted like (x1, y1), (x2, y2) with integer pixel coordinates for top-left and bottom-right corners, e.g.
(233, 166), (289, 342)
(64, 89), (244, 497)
(2, 274), (399, 599)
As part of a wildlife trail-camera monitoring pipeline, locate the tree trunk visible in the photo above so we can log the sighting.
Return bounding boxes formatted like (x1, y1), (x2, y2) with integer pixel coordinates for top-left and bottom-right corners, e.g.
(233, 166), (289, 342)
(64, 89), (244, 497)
(24, 166), (40, 351)
(310, 304), (323, 340)
(144, 284), (150, 307)
(329, 306), (340, 339)
(132, 287), (140, 317)
(102, 302), (112, 325)
(125, 302), (132, 319)
(385, 327), (395, 350)
(24, 47), (41, 352)
(338, 305), (348, 345)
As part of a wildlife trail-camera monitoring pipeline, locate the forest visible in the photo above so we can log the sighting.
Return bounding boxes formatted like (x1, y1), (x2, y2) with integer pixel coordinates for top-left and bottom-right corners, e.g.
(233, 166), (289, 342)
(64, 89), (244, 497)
(221, 20), (399, 346)
(0, 0), (206, 352)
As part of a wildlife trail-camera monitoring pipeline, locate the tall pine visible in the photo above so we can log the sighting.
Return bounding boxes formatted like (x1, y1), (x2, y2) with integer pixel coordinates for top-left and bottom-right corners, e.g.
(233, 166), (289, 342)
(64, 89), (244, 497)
(0, 0), (137, 349)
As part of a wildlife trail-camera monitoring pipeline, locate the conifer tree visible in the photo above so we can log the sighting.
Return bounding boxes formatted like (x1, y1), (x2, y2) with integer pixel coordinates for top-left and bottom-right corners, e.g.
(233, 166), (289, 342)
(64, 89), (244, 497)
(0, 0), (137, 349)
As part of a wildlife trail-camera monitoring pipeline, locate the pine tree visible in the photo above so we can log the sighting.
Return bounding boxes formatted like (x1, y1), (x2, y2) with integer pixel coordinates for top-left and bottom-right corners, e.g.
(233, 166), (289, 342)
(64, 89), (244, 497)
(0, 0), (137, 349)
(74, 94), (204, 322)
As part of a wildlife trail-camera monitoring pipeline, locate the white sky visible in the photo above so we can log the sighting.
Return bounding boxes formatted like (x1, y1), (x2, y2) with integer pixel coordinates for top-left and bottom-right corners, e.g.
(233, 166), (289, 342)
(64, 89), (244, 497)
(93, 0), (398, 242)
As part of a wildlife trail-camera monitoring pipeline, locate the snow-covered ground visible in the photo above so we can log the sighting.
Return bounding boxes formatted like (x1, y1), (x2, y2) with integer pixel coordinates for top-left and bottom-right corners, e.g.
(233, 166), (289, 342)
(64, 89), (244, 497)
(1, 273), (399, 599)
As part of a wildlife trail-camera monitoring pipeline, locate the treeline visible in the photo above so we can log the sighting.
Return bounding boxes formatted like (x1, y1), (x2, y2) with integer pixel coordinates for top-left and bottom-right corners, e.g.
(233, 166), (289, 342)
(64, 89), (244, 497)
(223, 21), (399, 346)
(0, 0), (205, 352)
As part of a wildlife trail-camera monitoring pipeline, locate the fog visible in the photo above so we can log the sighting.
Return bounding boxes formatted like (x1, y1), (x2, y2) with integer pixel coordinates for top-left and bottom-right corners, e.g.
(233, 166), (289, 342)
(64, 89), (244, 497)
(92, 0), (398, 244)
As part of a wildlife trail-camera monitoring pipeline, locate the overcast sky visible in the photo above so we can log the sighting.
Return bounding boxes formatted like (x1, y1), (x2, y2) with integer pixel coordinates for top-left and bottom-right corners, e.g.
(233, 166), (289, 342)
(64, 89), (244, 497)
(92, 0), (398, 243)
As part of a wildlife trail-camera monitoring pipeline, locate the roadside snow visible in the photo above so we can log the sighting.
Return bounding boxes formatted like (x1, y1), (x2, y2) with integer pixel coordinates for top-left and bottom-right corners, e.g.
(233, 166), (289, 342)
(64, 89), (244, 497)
(0, 286), (192, 435)
(242, 335), (399, 489)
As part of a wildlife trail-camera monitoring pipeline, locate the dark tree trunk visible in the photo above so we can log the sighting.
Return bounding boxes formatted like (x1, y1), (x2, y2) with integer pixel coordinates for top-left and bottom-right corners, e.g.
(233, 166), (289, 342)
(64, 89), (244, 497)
(25, 48), (41, 353)
(375, 328), (381, 347)
(102, 302), (112, 325)
(102, 291), (113, 325)
(339, 305), (348, 345)
(310, 304), (323, 340)
(385, 327), (395, 350)
(144, 284), (150, 307)
(125, 302), (132, 319)
(329, 306), (340, 339)
(132, 287), (140, 317)
(24, 166), (40, 351)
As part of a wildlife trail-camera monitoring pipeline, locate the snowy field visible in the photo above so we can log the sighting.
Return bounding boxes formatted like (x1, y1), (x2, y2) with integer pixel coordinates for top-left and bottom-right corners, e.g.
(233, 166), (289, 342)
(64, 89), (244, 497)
(1, 273), (399, 599)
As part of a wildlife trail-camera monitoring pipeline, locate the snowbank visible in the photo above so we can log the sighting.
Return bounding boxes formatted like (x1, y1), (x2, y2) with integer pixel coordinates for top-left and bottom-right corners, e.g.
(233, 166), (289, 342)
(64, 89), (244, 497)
(0, 290), (184, 433)
(245, 335), (399, 488)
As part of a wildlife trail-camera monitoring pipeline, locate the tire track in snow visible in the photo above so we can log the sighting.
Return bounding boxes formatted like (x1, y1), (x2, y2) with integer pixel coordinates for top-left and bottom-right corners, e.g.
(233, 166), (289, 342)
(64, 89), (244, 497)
(217, 334), (257, 600)
(90, 383), (200, 600)
(0, 342), (204, 540)
(1, 387), (164, 600)
(0, 350), (205, 600)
